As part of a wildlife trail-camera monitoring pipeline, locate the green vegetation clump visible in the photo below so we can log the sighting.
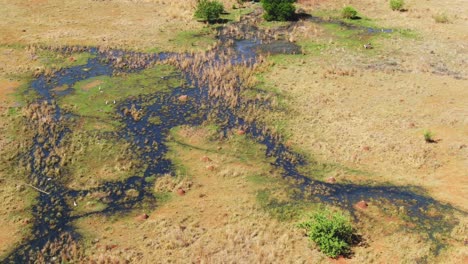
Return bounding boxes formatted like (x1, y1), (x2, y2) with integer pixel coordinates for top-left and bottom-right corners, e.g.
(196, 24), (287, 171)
(261, 0), (296, 21)
(424, 130), (435, 143)
(299, 210), (354, 258)
(390, 0), (405, 11)
(341, 6), (358, 19)
(194, 0), (225, 23)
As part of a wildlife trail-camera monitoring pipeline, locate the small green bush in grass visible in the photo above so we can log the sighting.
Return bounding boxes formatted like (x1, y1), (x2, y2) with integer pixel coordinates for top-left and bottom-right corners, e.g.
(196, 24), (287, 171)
(390, 0), (405, 11)
(341, 6), (358, 19)
(424, 130), (435, 143)
(261, 0), (297, 21)
(194, 0), (225, 23)
(299, 210), (354, 258)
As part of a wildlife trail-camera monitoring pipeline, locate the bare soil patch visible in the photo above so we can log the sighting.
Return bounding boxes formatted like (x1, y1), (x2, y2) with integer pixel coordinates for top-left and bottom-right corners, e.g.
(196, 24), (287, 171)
(81, 80), (103, 91)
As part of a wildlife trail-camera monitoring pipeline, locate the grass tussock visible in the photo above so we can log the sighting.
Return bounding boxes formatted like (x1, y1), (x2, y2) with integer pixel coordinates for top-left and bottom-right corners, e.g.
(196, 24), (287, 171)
(166, 50), (264, 108)
(433, 13), (450, 24)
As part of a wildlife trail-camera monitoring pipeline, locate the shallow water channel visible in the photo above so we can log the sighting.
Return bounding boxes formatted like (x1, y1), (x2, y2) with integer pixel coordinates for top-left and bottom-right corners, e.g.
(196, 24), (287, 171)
(4, 25), (460, 263)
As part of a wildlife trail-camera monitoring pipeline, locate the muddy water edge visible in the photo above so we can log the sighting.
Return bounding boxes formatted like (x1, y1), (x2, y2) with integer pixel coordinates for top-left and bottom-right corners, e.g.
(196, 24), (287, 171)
(3, 11), (463, 263)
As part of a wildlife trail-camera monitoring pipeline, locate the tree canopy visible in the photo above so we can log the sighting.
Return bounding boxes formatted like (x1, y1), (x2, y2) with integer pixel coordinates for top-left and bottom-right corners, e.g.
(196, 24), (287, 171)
(261, 0), (296, 21)
(194, 0), (225, 23)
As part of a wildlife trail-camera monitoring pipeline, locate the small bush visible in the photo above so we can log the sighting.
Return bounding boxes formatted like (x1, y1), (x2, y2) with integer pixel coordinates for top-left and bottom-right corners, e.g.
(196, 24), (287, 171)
(390, 0), (404, 11)
(424, 130), (435, 143)
(299, 210), (354, 258)
(341, 6), (358, 19)
(194, 0), (225, 23)
(261, 0), (297, 21)
(433, 13), (450, 23)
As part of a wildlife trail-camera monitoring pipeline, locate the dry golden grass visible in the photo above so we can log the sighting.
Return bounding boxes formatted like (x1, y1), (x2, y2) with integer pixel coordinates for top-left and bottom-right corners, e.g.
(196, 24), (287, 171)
(0, 48), (42, 78)
(73, 126), (324, 263)
(1, 0), (466, 262)
(261, 0), (468, 212)
(0, 80), (35, 256)
(71, 126), (467, 263)
(0, 80), (20, 107)
(265, 57), (468, 207)
(61, 132), (140, 190)
(0, 0), (244, 79)
(253, 1), (468, 261)
(296, 0), (468, 62)
(0, 177), (35, 256)
(350, 201), (466, 264)
(0, 0), (238, 51)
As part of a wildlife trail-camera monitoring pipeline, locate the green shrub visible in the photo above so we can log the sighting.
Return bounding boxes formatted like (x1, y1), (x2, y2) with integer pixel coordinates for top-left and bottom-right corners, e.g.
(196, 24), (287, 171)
(194, 0), (225, 23)
(299, 210), (354, 258)
(341, 6), (358, 19)
(261, 0), (297, 21)
(424, 130), (435, 143)
(390, 0), (404, 11)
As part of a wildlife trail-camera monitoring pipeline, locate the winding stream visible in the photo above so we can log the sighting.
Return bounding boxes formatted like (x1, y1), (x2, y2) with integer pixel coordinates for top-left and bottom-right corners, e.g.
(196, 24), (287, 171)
(3, 15), (461, 263)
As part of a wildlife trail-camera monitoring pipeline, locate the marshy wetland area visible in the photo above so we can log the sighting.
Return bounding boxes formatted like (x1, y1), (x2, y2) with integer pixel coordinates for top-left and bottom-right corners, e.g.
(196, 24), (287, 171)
(0, 0), (467, 263)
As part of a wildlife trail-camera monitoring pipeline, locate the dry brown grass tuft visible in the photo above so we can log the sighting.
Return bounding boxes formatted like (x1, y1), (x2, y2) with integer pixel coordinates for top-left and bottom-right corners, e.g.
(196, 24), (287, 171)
(166, 49), (264, 108)
(122, 104), (145, 122)
(153, 174), (193, 193)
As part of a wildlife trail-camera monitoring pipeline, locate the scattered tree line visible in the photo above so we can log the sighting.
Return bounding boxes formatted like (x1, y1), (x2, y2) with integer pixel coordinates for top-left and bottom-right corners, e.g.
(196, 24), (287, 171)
(194, 0), (297, 23)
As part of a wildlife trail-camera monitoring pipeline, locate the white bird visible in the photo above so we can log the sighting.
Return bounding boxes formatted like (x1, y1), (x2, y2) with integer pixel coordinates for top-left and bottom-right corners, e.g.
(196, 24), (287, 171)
(105, 100), (108, 105)
(113, 100), (116, 104)
(73, 200), (77, 207)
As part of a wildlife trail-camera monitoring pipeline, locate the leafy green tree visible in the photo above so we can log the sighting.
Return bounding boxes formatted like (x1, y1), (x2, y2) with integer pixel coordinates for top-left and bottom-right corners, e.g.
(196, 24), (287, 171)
(194, 0), (225, 23)
(341, 6), (358, 19)
(299, 210), (354, 258)
(261, 0), (297, 21)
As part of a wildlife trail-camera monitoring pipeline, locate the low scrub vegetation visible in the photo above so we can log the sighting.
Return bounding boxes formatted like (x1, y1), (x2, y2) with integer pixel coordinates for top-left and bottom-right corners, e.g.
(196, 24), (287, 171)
(194, 0), (225, 23)
(341, 6), (358, 19)
(299, 210), (354, 258)
(390, 0), (405, 11)
(424, 130), (435, 143)
(261, 0), (296, 21)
